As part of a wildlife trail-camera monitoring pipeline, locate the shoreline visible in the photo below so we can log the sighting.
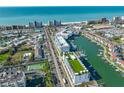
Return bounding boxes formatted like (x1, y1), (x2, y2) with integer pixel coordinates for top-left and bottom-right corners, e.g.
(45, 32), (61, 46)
(81, 33), (124, 73)
(0, 21), (84, 26)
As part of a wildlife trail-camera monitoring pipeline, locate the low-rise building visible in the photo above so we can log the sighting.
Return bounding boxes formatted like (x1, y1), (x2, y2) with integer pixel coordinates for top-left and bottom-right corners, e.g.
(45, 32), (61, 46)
(0, 68), (26, 87)
(23, 53), (32, 61)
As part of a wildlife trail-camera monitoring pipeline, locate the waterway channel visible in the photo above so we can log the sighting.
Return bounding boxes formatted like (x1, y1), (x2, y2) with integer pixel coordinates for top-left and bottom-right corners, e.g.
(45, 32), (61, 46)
(71, 36), (124, 87)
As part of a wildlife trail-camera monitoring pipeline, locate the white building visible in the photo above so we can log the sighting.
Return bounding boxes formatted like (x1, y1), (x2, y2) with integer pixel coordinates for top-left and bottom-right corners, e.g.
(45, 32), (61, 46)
(23, 53), (32, 61)
(61, 30), (73, 39)
(55, 35), (70, 53)
(34, 41), (42, 59)
(63, 52), (90, 85)
(57, 29), (73, 39)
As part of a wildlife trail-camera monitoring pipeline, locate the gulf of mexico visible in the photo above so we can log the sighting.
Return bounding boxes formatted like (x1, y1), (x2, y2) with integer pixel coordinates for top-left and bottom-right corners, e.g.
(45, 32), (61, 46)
(0, 7), (124, 25)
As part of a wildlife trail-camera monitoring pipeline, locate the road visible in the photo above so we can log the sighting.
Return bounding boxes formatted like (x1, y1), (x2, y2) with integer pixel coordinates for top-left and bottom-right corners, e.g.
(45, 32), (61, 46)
(47, 27), (74, 87)
(44, 27), (65, 87)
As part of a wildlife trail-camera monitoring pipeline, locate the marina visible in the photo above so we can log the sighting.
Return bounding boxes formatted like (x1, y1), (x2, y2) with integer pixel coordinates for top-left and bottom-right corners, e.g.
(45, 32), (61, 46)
(0, 6), (124, 87)
(70, 35), (124, 87)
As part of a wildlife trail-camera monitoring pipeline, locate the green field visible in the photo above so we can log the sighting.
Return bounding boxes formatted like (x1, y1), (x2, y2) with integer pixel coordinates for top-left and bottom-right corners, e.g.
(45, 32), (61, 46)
(27, 63), (46, 70)
(68, 59), (84, 73)
(0, 53), (9, 62)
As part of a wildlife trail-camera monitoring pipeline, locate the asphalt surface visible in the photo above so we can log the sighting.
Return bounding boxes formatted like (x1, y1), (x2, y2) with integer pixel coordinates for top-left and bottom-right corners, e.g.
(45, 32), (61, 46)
(44, 27), (65, 87)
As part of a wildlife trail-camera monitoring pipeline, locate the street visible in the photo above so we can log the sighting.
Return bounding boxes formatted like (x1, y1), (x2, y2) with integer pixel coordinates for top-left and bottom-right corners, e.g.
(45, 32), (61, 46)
(44, 27), (65, 87)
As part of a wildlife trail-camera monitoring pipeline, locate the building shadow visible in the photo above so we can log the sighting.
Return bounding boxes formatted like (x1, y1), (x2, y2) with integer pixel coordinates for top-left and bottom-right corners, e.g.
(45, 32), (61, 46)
(79, 56), (102, 81)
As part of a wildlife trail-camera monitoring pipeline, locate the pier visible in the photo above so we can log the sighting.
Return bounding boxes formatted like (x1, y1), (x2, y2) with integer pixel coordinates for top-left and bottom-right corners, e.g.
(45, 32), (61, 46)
(70, 35), (124, 87)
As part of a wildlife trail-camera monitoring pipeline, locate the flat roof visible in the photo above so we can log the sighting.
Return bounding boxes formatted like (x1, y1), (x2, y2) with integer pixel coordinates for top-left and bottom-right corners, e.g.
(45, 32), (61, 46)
(66, 53), (87, 74)
(56, 35), (69, 47)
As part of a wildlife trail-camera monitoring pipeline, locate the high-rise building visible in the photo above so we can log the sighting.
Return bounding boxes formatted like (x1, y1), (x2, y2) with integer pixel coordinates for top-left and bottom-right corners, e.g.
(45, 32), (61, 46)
(34, 21), (41, 28)
(48, 20), (61, 26)
(40, 21), (43, 27)
(101, 18), (109, 23)
(29, 22), (35, 28)
(54, 20), (61, 26)
(5, 26), (13, 30)
(48, 21), (54, 26)
(53, 20), (57, 26)
(112, 16), (122, 24)
(12, 25), (18, 30)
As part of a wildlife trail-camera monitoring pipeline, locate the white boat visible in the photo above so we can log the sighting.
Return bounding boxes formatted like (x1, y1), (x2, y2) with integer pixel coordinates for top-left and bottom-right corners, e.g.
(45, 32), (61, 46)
(97, 54), (101, 56)
(85, 58), (88, 60)
(115, 69), (120, 72)
(98, 49), (103, 51)
(100, 52), (103, 55)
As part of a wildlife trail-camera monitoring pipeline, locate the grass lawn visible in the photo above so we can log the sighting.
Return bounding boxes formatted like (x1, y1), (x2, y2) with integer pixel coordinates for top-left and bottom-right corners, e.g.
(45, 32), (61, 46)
(113, 39), (122, 44)
(12, 50), (33, 63)
(27, 62), (46, 71)
(0, 47), (3, 50)
(12, 52), (22, 63)
(0, 53), (9, 62)
(112, 37), (122, 44)
(68, 59), (84, 73)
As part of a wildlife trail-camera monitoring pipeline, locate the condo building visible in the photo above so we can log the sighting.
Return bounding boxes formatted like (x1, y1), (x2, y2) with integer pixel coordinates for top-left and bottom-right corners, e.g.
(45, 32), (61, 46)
(48, 20), (61, 26)
(34, 21), (42, 28)
(63, 52), (90, 85)
(55, 35), (70, 53)
(58, 30), (73, 39)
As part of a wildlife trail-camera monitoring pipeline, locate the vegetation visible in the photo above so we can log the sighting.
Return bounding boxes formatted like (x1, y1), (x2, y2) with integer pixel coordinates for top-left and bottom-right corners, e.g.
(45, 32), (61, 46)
(68, 58), (84, 73)
(0, 44), (34, 66)
(112, 36), (122, 44)
(0, 52), (9, 62)
(19, 45), (33, 51)
(43, 61), (53, 87)
(45, 71), (53, 87)
(95, 32), (104, 36)
(81, 25), (93, 30)
(27, 60), (53, 87)
(12, 52), (22, 63)
(27, 62), (46, 71)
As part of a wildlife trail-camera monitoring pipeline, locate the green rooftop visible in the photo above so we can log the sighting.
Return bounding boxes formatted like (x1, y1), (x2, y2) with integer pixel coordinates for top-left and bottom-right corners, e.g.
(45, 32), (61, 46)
(67, 53), (86, 73)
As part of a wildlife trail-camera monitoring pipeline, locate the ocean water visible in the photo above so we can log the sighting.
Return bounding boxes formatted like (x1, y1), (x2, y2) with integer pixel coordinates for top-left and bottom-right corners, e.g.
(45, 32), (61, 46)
(0, 6), (124, 25)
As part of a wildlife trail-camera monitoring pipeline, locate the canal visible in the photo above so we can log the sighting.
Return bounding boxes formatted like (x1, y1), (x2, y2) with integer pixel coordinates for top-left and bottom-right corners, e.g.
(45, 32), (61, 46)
(72, 36), (124, 87)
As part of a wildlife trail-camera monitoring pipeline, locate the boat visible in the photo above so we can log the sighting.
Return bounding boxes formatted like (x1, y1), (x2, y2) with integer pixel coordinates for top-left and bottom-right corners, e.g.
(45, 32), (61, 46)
(100, 52), (103, 55)
(70, 42), (77, 51)
(97, 43), (100, 45)
(85, 58), (88, 60)
(97, 54), (101, 56)
(98, 49), (103, 52)
(104, 60), (108, 63)
(80, 51), (87, 57)
(102, 57), (105, 60)
(115, 69), (120, 72)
